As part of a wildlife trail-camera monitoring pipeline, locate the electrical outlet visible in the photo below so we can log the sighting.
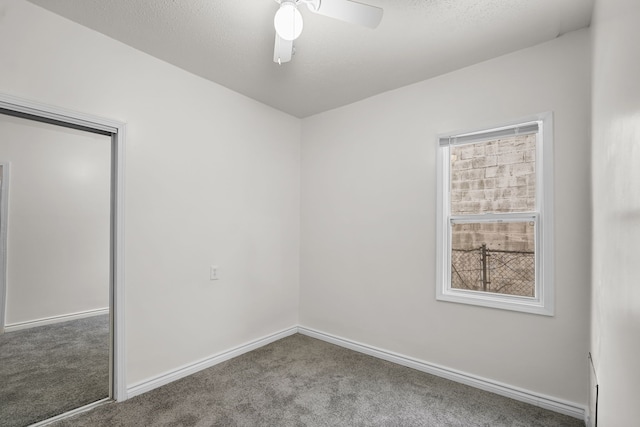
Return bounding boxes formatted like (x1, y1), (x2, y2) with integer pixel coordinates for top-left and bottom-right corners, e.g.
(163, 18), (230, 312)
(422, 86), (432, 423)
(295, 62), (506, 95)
(210, 266), (219, 280)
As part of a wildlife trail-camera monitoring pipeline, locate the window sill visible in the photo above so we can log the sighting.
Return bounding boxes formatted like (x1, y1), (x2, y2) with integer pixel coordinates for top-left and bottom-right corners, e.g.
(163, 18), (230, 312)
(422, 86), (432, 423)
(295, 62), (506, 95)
(436, 289), (554, 316)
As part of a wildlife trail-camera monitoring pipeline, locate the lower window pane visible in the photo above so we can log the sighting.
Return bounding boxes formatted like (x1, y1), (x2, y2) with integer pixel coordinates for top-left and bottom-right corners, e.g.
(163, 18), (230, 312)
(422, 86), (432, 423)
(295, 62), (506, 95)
(451, 221), (535, 297)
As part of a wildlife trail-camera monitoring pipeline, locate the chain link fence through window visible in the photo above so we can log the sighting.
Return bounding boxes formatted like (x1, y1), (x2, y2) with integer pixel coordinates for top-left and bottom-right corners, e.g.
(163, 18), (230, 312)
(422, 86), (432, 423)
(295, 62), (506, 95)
(451, 245), (535, 297)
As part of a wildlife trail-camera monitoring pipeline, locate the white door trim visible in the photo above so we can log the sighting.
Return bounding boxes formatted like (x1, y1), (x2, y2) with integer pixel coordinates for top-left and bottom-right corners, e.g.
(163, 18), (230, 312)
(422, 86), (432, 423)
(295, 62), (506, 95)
(0, 162), (9, 334)
(0, 93), (127, 402)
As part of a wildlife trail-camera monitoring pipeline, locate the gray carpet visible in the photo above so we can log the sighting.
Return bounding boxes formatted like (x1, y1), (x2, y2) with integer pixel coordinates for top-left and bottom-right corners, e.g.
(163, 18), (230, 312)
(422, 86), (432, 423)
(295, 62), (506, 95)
(53, 334), (583, 426)
(0, 314), (110, 427)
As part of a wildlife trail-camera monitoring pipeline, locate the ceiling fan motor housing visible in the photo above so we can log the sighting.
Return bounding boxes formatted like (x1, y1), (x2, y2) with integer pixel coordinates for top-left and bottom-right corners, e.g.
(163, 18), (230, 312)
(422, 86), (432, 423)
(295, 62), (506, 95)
(274, 1), (304, 41)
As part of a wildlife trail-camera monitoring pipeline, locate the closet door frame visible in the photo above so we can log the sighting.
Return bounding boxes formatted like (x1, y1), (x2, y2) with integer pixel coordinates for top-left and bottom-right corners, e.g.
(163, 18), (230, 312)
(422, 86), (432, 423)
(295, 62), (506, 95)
(0, 92), (127, 402)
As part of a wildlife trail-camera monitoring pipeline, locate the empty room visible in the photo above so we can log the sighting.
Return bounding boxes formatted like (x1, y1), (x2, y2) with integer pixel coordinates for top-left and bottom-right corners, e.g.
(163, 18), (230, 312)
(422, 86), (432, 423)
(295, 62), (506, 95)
(0, 0), (637, 426)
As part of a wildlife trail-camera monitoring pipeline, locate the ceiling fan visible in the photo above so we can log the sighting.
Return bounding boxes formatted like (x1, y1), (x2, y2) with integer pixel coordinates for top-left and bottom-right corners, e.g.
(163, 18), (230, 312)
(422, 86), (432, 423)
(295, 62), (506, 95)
(272, 0), (383, 64)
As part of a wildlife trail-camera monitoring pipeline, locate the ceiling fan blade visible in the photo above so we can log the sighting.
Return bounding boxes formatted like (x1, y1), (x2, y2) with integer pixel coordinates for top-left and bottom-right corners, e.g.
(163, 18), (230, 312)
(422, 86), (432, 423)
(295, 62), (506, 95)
(307, 0), (383, 28)
(273, 34), (293, 64)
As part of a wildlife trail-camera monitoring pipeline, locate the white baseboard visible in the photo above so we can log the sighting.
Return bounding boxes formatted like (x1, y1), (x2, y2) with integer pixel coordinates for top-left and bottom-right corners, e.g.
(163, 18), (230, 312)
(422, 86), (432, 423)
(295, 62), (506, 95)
(298, 326), (587, 421)
(4, 307), (109, 332)
(127, 326), (298, 399)
(124, 324), (587, 423)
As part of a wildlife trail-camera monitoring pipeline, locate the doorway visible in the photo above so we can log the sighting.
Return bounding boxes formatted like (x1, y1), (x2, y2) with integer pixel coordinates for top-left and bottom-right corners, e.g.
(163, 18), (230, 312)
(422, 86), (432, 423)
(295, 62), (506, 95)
(0, 93), (125, 425)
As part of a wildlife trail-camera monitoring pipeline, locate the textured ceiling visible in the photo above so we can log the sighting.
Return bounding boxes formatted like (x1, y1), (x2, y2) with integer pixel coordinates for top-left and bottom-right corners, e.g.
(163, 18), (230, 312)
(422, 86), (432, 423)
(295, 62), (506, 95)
(26, 0), (594, 118)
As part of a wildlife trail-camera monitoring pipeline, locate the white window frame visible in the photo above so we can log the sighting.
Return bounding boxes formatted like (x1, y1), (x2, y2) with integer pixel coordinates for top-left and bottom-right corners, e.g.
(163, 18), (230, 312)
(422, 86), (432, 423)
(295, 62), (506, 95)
(435, 112), (554, 316)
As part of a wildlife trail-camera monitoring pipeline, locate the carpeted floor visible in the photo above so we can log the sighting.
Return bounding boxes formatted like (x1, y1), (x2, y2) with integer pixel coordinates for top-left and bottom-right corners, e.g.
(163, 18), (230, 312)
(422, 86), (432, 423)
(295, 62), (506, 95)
(0, 314), (110, 427)
(53, 334), (583, 427)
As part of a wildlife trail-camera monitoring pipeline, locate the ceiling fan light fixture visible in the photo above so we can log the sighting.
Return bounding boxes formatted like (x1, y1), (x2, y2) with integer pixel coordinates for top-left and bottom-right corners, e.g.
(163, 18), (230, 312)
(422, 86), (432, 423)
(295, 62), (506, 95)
(274, 1), (304, 41)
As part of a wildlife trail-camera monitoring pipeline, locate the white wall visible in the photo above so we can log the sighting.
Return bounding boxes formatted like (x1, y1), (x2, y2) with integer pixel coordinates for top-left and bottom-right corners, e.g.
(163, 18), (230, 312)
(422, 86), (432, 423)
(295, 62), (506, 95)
(0, 0), (300, 385)
(0, 115), (110, 324)
(300, 29), (591, 407)
(0, 0), (595, 411)
(591, 0), (640, 425)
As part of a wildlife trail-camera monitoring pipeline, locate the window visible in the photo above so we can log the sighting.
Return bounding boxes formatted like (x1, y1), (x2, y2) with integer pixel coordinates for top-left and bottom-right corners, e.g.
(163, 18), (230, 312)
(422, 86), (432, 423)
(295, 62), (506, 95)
(436, 113), (554, 315)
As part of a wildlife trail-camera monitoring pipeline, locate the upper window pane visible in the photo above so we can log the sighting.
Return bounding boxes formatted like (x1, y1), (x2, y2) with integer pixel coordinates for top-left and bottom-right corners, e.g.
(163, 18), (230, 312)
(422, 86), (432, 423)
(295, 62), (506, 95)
(450, 134), (536, 215)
